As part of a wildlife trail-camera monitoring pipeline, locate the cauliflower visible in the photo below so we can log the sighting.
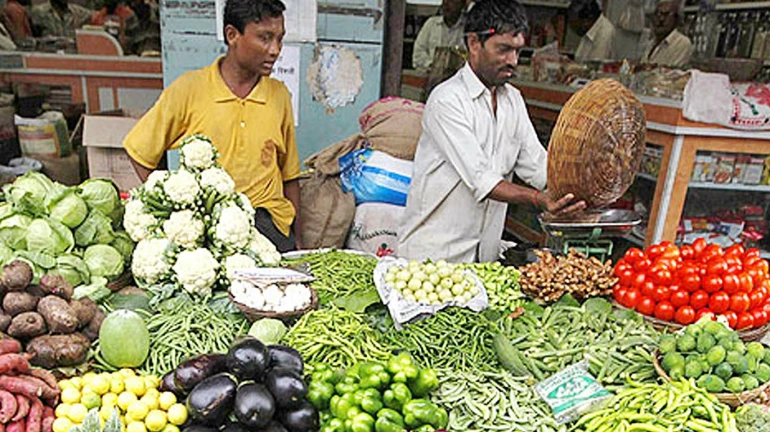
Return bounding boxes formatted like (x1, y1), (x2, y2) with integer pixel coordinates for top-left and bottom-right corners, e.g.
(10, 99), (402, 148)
(236, 192), (256, 219)
(163, 170), (200, 206)
(248, 228), (281, 265)
(172, 248), (219, 295)
(163, 210), (204, 249)
(123, 199), (159, 242)
(144, 170), (168, 191)
(224, 253), (257, 281)
(213, 205), (252, 251)
(200, 167), (235, 195)
(262, 284), (284, 308)
(179, 136), (216, 170)
(284, 283), (312, 308)
(132, 237), (173, 284)
(230, 281), (266, 309)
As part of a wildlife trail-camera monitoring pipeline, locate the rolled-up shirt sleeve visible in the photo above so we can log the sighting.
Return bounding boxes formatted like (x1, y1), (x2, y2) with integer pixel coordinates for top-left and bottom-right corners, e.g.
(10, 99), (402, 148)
(511, 94), (548, 191)
(422, 98), (504, 202)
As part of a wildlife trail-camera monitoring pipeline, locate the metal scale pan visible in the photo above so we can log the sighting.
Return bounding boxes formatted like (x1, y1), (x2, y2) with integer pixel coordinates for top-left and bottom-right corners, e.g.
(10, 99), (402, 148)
(537, 209), (642, 261)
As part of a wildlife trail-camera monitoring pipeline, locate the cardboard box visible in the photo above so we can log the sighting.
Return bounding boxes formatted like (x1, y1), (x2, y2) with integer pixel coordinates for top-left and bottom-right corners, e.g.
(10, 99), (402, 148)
(82, 113), (140, 192)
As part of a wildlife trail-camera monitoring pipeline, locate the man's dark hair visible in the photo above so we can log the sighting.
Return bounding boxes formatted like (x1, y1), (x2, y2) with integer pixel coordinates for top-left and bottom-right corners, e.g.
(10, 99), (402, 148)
(464, 0), (529, 45)
(567, 0), (600, 22)
(223, 0), (286, 44)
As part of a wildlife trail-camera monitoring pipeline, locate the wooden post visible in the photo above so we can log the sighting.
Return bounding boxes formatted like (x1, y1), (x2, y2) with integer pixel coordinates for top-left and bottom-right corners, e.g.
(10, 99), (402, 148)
(382, 0), (405, 97)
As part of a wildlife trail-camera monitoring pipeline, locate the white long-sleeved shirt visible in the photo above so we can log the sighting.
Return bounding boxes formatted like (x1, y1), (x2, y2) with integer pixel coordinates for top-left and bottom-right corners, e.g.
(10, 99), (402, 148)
(575, 14), (615, 63)
(642, 29), (693, 68)
(412, 15), (465, 70)
(398, 63), (548, 263)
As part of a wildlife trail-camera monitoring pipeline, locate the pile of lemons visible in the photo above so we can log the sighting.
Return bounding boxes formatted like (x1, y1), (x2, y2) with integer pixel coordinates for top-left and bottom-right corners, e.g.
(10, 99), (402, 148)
(52, 369), (188, 432)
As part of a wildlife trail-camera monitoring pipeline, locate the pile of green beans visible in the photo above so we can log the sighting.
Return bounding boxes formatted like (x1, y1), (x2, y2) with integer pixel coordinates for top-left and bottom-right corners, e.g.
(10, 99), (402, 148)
(431, 367), (566, 432)
(574, 379), (738, 432)
(281, 307), (391, 372)
(461, 262), (523, 313)
(283, 251), (378, 304)
(380, 308), (499, 372)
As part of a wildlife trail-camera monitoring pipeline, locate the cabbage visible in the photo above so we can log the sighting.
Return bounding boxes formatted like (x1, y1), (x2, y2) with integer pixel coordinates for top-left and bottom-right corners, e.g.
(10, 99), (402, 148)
(248, 318), (288, 345)
(0, 213), (32, 250)
(14, 250), (56, 270)
(73, 277), (111, 303)
(110, 231), (134, 263)
(0, 243), (12, 265)
(83, 244), (124, 281)
(26, 218), (73, 255)
(79, 179), (119, 216)
(2, 172), (52, 216)
(46, 185), (87, 228)
(49, 254), (91, 287)
(75, 210), (115, 247)
(0, 202), (13, 220)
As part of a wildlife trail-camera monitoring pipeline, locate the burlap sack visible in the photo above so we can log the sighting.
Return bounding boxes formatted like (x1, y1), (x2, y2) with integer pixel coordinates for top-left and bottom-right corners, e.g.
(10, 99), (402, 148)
(358, 97), (424, 161)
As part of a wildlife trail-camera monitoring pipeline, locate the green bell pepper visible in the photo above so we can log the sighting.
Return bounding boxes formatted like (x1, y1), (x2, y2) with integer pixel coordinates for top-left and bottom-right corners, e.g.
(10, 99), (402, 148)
(413, 426), (435, 432)
(358, 362), (391, 390)
(312, 364), (341, 385)
(346, 412), (375, 432)
(331, 393), (358, 419)
(308, 380), (336, 410)
(407, 368), (439, 398)
(355, 389), (383, 415)
(402, 399), (448, 430)
(336, 376), (360, 395)
(383, 382), (412, 411)
(387, 352), (419, 383)
(374, 409), (405, 432)
(321, 418), (345, 432)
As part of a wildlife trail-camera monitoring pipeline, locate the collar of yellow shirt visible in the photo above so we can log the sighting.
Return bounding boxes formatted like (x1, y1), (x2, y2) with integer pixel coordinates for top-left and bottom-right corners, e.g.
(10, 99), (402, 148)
(209, 58), (270, 104)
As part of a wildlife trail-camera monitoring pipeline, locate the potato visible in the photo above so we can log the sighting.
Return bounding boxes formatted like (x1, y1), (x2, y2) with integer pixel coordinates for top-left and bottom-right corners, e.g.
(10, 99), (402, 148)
(82, 309), (105, 342)
(0, 261), (32, 292)
(0, 313), (11, 333)
(69, 299), (97, 328)
(26, 333), (90, 369)
(7, 312), (46, 340)
(36, 296), (78, 334)
(2, 293), (39, 317)
(39, 275), (73, 301)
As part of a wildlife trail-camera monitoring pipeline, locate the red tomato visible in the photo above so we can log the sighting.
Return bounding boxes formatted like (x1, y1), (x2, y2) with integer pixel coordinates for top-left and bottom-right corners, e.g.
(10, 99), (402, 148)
(631, 273), (647, 290)
(646, 245), (666, 260)
(753, 286), (769, 308)
(723, 274), (741, 295)
(709, 292), (730, 314)
(692, 238), (708, 257)
(654, 302), (676, 321)
(737, 312), (755, 330)
(659, 241), (674, 248)
(743, 256), (762, 269)
(700, 247), (723, 264)
(752, 309), (768, 328)
(702, 275), (723, 293)
(690, 290), (710, 310)
(649, 266), (673, 286)
(746, 267), (764, 287)
(744, 248), (762, 261)
(725, 244), (746, 258)
(739, 273), (755, 293)
(678, 263), (699, 279)
(670, 290), (690, 308)
(764, 302), (770, 316)
(675, 306), (696, 325)
(722, 311), (739, 329)
(681, 274), (701, 293)
(680, 245), (695, 261)
(634, 258), (652, 273)
(707, 258), (728, 276)
(654, 258), (678, 271)
(613, 285), (628, 303)
(614, 262), (631, 276)
(724, 256), (743, 275)
(652, 286), (671, 303)
(730, 293), (750, 313)
(755, 259), (769, 275)
(661, 246), (681, 261)
(636, 297), (656, 316)
(641, 281), (657, 299)
(624, 248), (645, 264)
(622, 289), (641, 309)
(618, 269), (636, 287)
(695, 309), (716, 322)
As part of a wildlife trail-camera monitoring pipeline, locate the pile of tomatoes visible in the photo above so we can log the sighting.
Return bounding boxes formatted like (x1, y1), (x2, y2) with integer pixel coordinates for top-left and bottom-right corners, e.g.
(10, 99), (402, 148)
(612, 239), (770, 330)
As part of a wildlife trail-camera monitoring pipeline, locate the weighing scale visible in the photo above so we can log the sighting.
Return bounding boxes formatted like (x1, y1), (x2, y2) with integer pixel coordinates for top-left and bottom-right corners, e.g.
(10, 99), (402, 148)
(538, 209), (642, 262)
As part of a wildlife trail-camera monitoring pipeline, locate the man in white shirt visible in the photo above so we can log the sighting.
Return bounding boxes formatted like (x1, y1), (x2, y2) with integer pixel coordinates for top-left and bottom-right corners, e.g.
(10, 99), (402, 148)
(412, 0), (466, 70)
(399, 0), (585, 263)
(570, 0), (615, 63)
(642, 0), (692, 67)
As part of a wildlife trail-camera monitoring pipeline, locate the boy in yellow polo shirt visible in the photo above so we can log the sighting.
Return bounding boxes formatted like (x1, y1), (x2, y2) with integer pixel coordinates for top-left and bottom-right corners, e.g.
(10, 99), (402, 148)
(123, 0), (302, 252)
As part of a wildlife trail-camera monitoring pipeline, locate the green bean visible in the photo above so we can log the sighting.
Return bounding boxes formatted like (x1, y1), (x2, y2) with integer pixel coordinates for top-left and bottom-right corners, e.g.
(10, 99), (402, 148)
(283, 251), (378, 305)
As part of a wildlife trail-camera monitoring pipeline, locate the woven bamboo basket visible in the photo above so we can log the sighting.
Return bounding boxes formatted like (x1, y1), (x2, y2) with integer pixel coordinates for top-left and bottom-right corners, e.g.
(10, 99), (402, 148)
(547, 79), (646, 209)
(228, 289), (318, 324)
(653, 349), (770, 408)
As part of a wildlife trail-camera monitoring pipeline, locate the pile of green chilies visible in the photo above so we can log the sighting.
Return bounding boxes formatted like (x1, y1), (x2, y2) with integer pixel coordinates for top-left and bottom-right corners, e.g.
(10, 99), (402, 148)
(283, 251), (378, 304)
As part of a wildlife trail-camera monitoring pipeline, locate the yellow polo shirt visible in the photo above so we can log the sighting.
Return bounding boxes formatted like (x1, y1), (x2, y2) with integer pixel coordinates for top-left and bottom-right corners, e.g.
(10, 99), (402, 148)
(123, 58), (301, 236)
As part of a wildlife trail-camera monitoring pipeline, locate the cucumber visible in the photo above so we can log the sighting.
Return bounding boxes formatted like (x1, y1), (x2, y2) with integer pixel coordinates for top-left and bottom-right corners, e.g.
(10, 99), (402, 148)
(493, 333), (530, 377)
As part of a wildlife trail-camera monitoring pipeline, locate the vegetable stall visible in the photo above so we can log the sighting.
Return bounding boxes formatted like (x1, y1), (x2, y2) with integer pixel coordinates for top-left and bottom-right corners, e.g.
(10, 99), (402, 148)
(1, 136), (770, 432)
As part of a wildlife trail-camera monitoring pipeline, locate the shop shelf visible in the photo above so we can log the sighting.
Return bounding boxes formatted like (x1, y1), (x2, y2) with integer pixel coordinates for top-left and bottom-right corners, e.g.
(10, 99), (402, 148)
(684, 1), (770, 12)
(636, 172), (770, 193)
(521, 0), (569, 8)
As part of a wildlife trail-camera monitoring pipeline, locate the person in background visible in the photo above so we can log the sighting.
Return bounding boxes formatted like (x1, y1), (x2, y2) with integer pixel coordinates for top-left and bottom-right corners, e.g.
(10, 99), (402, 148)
(30, 0), (92, 38)
(128, 0), (160, 55)
(570, 0), (615, 63)
(412, 0), (466, 70)
(398, 0), (585, 263)
(0, 15), (17, 50)
(123, 0), (302, 252)
(642, 0), (692, 67)
(4, 0), (32, 42)
(90, 0), (138, 51)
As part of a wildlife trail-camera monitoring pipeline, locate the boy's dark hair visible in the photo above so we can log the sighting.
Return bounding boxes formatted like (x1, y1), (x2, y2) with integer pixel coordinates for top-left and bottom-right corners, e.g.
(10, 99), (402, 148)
(464, 0), (529, 45)
(567, 0), (600, 22)
(223, 0), (286, 44)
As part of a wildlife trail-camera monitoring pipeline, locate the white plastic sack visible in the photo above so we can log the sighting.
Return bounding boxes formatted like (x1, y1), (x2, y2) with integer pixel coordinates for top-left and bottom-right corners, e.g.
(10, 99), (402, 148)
(346, 203), (403, 258)
(683, 70), (732, 126)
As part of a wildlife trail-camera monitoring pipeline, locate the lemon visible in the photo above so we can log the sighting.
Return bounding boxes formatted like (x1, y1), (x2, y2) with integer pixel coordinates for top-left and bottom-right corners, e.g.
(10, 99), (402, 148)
(81, 391), (101, 410)
(68, 404), (88, 423)
(161, 425), (179, 432)
(53, 418), (73, 432)
(127, 422), (147, 432)
(82, 372), (97, 387)
(144, 389), (160, 401)
(91, 375), (111, 396)
(140, 395), (159, 411)
(127, 401), (149, 421)
(166, 404), (187, 426)
(54, 403), (71, 419)
(61, 388), (81, 405)
(158, 393), (176, 411)
(144, 410), (167, 432)
(100, 405), (117, 421)
(117, 392), (138, 412)
(119, 369), (137, 379)
(70, 377), (83, 390)
(144, 376), (160, 390)
(125, 377), (146, 397)
(111, 377), (126, 394)
(102, 393), (119, 407)
(58, 379), (75, 391)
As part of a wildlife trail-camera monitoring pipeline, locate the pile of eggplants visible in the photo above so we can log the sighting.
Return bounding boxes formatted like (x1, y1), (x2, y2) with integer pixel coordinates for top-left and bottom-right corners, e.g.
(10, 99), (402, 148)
(159, 335), (318, 432)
